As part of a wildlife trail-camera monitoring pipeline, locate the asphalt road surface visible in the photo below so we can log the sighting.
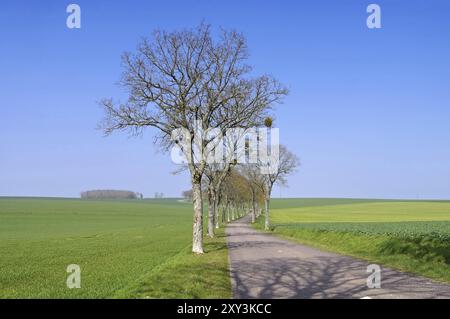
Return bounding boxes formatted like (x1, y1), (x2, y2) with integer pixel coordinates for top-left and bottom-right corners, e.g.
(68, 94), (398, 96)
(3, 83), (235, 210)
(226, 215), (450, 299)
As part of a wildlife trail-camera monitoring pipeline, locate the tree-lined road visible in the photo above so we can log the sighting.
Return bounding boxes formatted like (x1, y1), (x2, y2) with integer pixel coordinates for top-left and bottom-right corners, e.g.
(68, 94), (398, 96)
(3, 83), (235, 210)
(226, 215), (450, 299)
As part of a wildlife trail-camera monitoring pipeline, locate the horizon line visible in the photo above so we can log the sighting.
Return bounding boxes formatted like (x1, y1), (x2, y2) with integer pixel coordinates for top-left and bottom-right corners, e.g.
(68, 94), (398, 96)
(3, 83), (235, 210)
(1, 196), (450, 202)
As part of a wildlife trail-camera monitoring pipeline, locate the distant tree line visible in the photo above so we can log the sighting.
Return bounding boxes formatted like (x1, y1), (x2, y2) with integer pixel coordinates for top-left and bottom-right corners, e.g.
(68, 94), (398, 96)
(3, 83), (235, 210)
(80, 190), (143, 200)
(182, 190), (193, 201)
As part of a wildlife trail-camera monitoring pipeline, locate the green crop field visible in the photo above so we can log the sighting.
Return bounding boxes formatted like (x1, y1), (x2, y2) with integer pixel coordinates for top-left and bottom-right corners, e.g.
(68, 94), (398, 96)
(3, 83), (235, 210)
(3, 197), (450, 298)
(256, 198), (450, 284)
(0, 197), (230, 299)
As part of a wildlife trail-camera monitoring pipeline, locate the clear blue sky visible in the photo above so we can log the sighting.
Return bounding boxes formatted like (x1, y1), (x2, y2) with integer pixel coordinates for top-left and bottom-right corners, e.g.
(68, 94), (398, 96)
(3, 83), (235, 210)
(1, 0), (449, 199)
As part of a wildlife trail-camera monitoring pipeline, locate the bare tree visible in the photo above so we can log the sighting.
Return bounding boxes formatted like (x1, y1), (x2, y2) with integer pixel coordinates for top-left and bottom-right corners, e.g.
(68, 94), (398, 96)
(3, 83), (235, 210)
(99, 24), (287, 253)
(255, 145), (299, 230)
(205, 165), (230, 237)
(204, 130), (247, 237)
(219, 168), (252, 222)
(240, 164), (264, 223)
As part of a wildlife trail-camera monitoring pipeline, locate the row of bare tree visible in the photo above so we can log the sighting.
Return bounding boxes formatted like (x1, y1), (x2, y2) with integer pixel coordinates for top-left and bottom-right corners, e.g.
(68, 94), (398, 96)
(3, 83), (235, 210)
(206, 145), (299, 238)
(99, 23), (297, 253)
(183, 145), (299, 239)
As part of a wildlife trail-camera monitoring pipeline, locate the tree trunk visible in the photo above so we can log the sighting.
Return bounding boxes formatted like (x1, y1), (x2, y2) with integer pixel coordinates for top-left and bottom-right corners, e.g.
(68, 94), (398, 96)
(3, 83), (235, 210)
(214, 184), (222, 229)
(251, 190), (256, 223)
(264, 195), (270, 231)
(264, 197), (270, 230)
(215, 200), (219, 228)
(192, 178), (204, 253)
(221, 205), (225, 223)
(255, 201), (259, 217)
(251, 201), (256, 223)
(214, 195), (219, 229)
(207, 187), (215, 238)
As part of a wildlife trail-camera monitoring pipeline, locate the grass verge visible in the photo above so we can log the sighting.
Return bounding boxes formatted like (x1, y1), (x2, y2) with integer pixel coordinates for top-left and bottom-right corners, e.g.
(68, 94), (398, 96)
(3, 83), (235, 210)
(115, 228), (231, 299)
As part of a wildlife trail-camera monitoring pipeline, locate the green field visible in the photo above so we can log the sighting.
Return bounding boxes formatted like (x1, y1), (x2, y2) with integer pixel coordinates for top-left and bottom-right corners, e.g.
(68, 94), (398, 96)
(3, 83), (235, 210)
(3, 197), (450, 298)
(256, 198), (450, 283)
(0, 198), (230, 298)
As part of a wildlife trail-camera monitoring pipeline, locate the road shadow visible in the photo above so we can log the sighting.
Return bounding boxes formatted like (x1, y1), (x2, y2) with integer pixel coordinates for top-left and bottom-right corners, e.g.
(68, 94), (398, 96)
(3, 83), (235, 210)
(231, 256), (450, 299)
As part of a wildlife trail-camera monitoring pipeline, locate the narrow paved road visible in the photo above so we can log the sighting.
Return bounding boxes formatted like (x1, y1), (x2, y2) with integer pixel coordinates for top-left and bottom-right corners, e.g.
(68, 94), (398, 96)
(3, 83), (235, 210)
(226, 215), (450, 299)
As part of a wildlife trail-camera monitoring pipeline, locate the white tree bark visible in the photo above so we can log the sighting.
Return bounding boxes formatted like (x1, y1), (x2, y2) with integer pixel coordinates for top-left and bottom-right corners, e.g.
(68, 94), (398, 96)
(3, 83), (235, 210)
(207, 187), (215, 238)
(192, 179), (204, 253)
(264, 184), (272, 230)
(215, 197), (220, 229)
(264, 196), (270, 230)
(251, 189), (256, 223)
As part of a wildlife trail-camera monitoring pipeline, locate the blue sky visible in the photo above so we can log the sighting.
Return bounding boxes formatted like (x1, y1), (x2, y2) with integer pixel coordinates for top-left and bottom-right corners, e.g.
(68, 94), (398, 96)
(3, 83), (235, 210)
(1, 0), (449, 199)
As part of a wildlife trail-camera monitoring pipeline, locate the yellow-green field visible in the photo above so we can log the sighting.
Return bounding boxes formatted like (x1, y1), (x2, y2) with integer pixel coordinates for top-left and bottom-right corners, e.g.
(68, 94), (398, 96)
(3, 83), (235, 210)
(270, 199), (450, 223)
